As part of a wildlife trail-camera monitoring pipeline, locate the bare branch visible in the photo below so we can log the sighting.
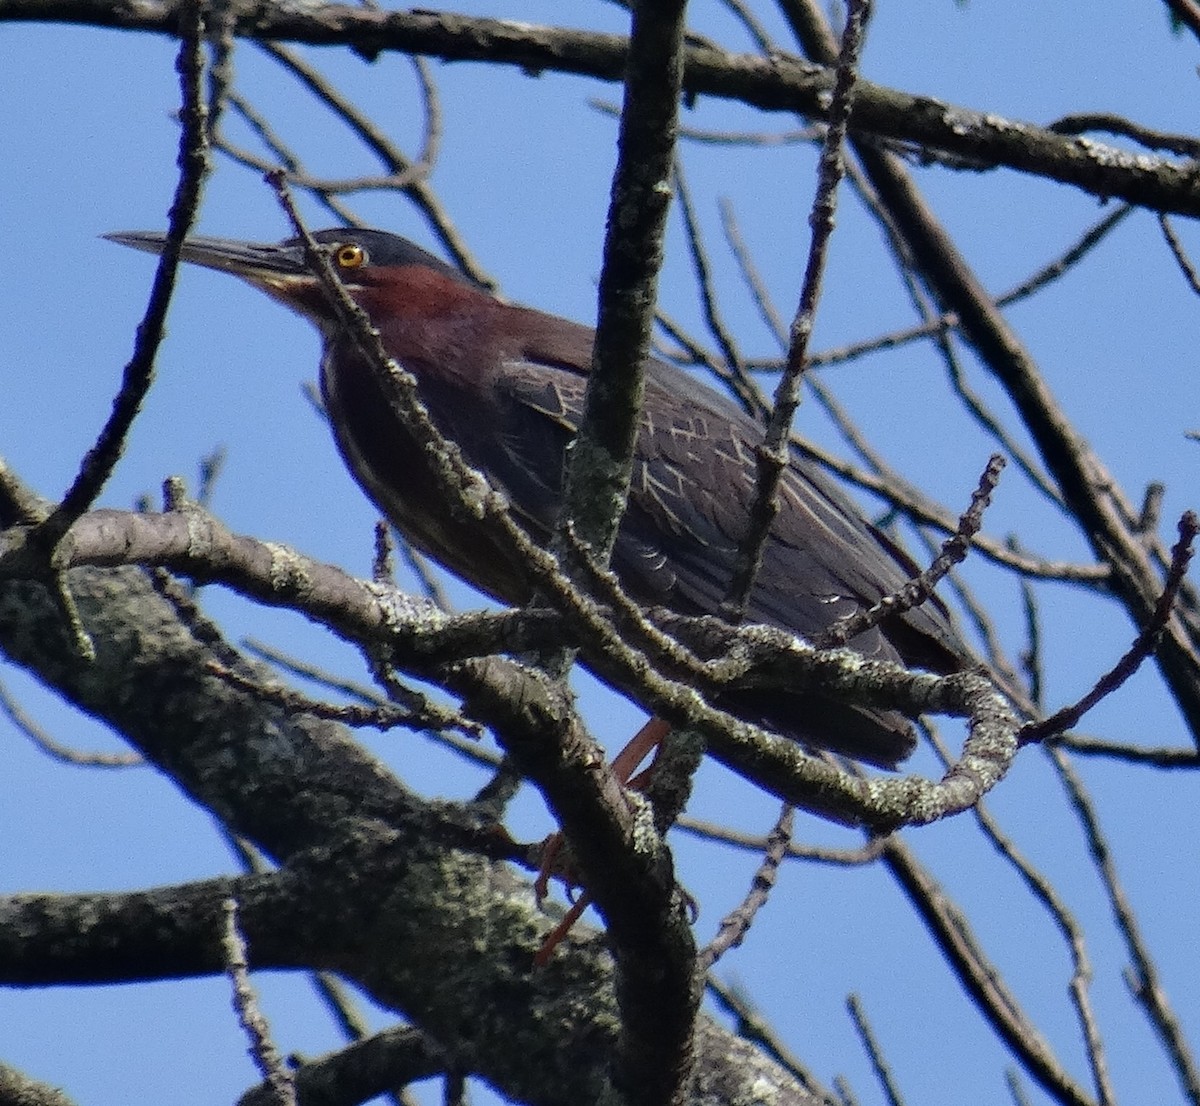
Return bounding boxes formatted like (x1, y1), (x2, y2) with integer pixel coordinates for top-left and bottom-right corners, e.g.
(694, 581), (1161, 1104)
(43, 4), (209, 540)
(881, 838), (1095, 1106)
(222, 897), (297, 1106)
(560, 0), (688, 572)
(6, 3), (1200, 215)
(846, 995), (906, 1106)
(697, 802), (793, 971)
(725, 0), (870, 616)
(1049, 748), (1200, 1102)
(0, 678), (141, 767)
(818, 454), (1004, 650)
(1023, 511), (1198, 743)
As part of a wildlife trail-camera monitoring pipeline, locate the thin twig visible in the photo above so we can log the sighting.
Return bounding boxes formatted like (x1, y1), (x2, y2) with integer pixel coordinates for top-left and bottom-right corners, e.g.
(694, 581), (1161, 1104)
(798, 203), (1131, 370)
(925, 730), (1114, 1106)
(881, 837), (1093, 1106)
(846, 995), (906, 1106)
(31, 2), (210, 661)
(912, 526), (1023, 694)
(0, 679), (141, 767)
(674, 158), (744, 376)
(704, 204), (1107, 585)
(256, 42), (488, 284)
(1158, 214), (1200, 296)
(714, 0), (775, 51)
(1049, 112), (1200, 157)
(697, 803), (794, 971)
(205, 658), (478, 736)
(220, 92), (361, 226)
(306, 975), (417, 1106)
(1052, 734), (1200, 767)
(1023, 511), (1198, 742)
(222, 898), (297, 1106)
(654, 304), (768, 419)
(1005, 1069), (1035, 1106)
(725, 0), (871, 617)
(1014, 538), (1045, 709)
(677, 816), (886, 864)
(1049, 746), (1200, 1103)
(44, 6), (209, 540)
(818, 454), (1004, 649)
(1161, 0), (1200, 41)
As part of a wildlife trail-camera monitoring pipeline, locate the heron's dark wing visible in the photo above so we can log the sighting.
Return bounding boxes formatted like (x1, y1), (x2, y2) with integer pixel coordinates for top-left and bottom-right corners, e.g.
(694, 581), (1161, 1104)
(648, 372), (964, 670)
(468, 354), (965, 767)
(485, 357), (959, 659)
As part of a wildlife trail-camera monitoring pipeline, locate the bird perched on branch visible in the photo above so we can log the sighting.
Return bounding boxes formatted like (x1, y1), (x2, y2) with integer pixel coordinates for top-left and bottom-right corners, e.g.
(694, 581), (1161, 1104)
(107, 227), (966, 768)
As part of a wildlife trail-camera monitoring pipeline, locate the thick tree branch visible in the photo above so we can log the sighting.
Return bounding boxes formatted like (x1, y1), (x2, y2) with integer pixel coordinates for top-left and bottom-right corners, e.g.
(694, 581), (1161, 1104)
(0, 514), (819, 1105)
(563, 0), (688, 567)
(3, 2), (1200, 216)
(0, 499), (1019, 830)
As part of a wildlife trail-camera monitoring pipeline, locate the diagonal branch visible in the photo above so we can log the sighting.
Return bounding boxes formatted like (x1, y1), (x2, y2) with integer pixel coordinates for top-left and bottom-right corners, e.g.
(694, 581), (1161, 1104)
(779, 0), (1200, 747)
(725, 0), (870, 617)
(6, 2), (1200, 215)
(41, 1), (209, 539)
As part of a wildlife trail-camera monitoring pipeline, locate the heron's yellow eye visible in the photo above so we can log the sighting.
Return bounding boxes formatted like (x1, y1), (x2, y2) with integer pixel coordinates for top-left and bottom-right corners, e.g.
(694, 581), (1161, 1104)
(335, 243), (368, 269)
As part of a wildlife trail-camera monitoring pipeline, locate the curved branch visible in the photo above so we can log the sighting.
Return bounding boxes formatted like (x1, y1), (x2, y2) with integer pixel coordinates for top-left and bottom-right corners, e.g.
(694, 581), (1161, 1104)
(0, 503), (818, 1105)
(2, 501), (1019, 831)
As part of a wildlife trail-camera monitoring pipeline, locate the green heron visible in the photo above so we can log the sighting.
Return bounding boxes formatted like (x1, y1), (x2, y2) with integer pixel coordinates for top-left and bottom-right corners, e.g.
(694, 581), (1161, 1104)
(106, 227), (965, 768)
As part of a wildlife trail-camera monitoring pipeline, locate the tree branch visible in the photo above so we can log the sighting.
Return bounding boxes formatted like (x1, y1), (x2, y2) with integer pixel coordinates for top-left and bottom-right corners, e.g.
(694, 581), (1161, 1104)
(4, 2), (1200, 215)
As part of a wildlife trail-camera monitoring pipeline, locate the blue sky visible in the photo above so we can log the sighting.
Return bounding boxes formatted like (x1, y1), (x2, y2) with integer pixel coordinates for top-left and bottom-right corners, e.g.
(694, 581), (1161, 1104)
(4, 2), (1200, 1104)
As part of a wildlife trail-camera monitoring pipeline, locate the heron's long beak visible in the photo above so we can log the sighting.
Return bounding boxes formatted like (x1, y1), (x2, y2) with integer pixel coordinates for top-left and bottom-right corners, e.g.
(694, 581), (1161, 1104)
(104, 231), (318, 290)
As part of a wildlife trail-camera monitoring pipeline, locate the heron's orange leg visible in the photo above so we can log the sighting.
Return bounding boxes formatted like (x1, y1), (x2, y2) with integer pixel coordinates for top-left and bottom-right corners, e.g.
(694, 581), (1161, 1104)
(533, 717), (674, 963)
